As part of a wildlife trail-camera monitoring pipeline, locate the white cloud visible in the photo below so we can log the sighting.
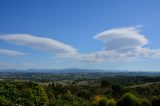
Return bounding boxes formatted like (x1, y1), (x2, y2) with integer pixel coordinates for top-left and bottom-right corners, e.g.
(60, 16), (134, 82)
(78, 48), (160, 62)
(0, 49), (25, 56)
(57, 26), (160, 62)
(0, 34), (77, 56)
(1, 26), (160, 62)
(73, 26), (160, 62)
(94, 27), (148, 50)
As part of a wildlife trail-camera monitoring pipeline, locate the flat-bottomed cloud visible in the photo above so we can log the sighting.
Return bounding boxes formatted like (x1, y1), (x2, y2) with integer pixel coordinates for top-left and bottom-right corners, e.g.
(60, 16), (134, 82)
(0, 34), (77, 56)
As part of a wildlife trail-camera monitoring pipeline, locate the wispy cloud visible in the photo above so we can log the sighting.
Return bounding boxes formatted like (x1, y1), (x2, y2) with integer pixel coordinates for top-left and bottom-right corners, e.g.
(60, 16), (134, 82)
(0, 34), (77, 56)
(0, 49), (25, 56)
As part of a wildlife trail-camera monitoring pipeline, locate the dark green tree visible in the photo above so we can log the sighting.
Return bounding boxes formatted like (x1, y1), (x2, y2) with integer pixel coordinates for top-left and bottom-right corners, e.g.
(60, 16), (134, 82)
(98, 97), (108, 106)
(0, 95), (10, 106)
(151, 96), (160, 106)
(116, 93), (140, 106)
(100, 80), (112, 88)
(108, 99), (116, 106)
(141, 99), (150, 106)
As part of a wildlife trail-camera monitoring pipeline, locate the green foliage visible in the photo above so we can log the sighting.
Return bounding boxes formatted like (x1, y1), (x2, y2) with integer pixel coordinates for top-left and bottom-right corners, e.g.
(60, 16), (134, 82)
(21, 84), (48, 106)
(0, 95), (10, 105)
(98, 97), (108, 106)
(112, 84), (123, 98)
(108, 99), (116, 106)
(1, 74), (160, 106)
(0, 81), (48, 106)
(77, 89), (93, 100)
(116, 93), (140, 106)
(151, 96), (160, 106)
(0, 81), (20, 105)
(141, 99), (150, 106)
(101, 80), (112, 88)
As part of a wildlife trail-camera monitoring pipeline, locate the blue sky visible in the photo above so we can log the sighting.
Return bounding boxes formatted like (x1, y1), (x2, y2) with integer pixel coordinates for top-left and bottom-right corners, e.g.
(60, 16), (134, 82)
(0, 0), (160, 71)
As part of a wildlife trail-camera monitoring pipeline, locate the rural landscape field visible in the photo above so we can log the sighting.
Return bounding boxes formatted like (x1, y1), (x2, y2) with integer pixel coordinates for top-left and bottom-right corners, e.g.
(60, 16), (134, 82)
(1, 71), (160, 106)
(0, 0), (160, 106)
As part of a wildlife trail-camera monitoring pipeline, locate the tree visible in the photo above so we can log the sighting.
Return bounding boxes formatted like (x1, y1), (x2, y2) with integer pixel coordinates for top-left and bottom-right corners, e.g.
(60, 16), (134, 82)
(20, 83), (48, 106)
(151, 96), (160, 106)
(141, 99), (150, 106)
(0, 95), (10, 106)
(77, 89), (92, 100)
(100, 80), (112, 88)
(0, 81), (21, 105)
(116, 93), (140, 106)
(108, 99), (116, 106)
(98, 97), (108, 106)
(31, 85), (48, 106)
(112, 84), (123, 98)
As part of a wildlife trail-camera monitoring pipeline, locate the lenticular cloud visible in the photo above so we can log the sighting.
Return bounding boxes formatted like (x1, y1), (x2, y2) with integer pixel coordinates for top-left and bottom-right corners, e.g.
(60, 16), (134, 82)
(0, 34), (77, 56)
(94, 27), (148, 50)
(84, 26), (160, 62)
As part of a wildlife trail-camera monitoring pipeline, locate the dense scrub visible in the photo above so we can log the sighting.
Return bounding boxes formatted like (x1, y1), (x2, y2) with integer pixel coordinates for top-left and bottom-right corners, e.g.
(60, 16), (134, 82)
(0, 79), (160, 106)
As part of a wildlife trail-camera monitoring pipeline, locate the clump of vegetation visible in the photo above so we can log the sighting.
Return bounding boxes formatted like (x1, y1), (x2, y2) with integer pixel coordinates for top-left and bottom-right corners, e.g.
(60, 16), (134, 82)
(151, 96), (160, 106)
(1, 74), (160, 106)
(116, 93), (140, 106)
(98, 97), (108, 106)
(108, 99), (116, 106)
(141, 99), (150, 106)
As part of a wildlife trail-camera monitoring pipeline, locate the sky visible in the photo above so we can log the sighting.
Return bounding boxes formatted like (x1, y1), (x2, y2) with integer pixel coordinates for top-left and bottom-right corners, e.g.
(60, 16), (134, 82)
(0, 0), (160, 71)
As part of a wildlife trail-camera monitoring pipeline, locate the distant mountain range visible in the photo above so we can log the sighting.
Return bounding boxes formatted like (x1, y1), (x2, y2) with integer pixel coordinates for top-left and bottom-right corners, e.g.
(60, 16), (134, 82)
(0, 69), (160, 76)
(0, 68), (128, 73)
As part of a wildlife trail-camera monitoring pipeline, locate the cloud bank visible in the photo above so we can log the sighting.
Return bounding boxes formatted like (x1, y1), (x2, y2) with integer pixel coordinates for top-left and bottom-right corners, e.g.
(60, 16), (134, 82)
(0, 26), (160, 62)
(0, 49), (25, 56)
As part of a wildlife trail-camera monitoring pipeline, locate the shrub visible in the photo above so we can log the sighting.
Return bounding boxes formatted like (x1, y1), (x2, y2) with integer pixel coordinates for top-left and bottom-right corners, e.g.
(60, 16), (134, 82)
(141, 99), (150, 106)
(151, 96), (160, 106)
(116, 93), (140, 106)
(98, 97), (108, 106)
(108, 99), (116, 106)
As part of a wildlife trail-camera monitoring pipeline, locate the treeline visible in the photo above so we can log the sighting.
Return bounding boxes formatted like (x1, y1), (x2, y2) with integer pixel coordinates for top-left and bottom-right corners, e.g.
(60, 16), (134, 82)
(100, 76), (160, 86)
(0, 80), (160, 106)
(1, 72), (160, 83)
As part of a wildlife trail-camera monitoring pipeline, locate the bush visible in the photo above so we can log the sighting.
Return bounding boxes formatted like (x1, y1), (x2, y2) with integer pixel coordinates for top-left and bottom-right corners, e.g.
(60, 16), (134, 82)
(98, 97), (108, 106)
(116, 93), (140, 106)
(151, 96), (160, 106)
(108, 99), (116, 106)
(141, 99), (150, 106)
